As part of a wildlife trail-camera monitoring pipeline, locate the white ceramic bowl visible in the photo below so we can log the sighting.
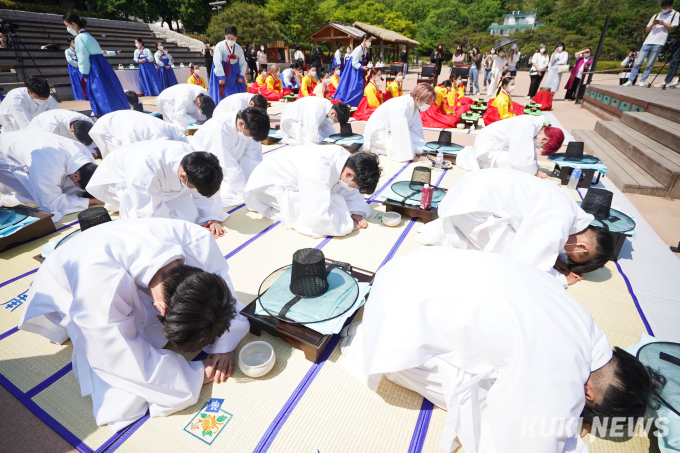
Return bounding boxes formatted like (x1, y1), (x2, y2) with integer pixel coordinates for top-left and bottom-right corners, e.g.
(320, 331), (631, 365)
(456, 123), (465, 129)
(382, 211), (402, 227)
(238, 341), (275, 378)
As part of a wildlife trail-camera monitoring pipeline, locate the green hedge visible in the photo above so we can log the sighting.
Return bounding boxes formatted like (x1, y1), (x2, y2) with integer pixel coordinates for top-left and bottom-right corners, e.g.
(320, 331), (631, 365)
(0, 0), (104, 18)
(591, 61), (669, 75)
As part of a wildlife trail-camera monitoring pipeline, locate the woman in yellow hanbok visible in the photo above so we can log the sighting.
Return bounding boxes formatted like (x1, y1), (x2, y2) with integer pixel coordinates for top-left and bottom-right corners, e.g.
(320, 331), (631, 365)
(353, 68), (384, 120)
(482, 76), (525, 125)
(384, 71), (403, 101)
(296, 68), (318, 99)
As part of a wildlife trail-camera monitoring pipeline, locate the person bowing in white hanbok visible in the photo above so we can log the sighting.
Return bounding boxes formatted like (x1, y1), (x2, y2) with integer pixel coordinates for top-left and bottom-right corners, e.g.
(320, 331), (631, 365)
(456, 115), (565, 177)
(0, 80), (57, 133)
(212, 92), (267, 118)
(340, 247), (662, 453)
(27, 109), (97, 155)
(156, 84), (215, 133)
(279, 97), (351, 145)
(416, 168), (617, 287)
(0, 130), (100, 221)
(86, 140), (228, 237)
(19, 218), (250, 431)
(88, 109), (188, 158)
(191, 107), (269, 207)
(362, 83), (435, 162)
(244, 146), (381, 238)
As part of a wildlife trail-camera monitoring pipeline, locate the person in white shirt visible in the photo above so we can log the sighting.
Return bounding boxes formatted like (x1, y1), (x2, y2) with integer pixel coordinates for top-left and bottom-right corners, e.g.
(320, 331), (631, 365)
(87, 110), (188, 158)
(0, 130), (100, 221)
(156, 84), (215, 133)
(486, 48), (508, 96)
(505, 44), (521, 76)
(624, 0), (679, 86)
(279, 96), (350, 145)
(19, 217), (250, 431)
(528, 44), (550, 98)
(281, 63), (302, 93)
(416, 168), (616, 288)
(86, 140), (228, 237)
(340, 246), (664, 453)
(0, 80), (57, 133)
(545, 42), (569, 93)
(244, 146), (380, 238)
(27, 109), (96, 155)
(212, 92), (267, 118)
(257, 45), (267, 71)
(191, 107), (269, 207)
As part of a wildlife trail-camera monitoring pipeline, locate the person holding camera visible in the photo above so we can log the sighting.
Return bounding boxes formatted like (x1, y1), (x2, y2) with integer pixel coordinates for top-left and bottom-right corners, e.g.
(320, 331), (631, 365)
(620, 50), (639, 85)
(623, 0), (678, 87)
(202, 41), (213, 83)
(430, 44), (445, 85)
(468, 47), (482, 95)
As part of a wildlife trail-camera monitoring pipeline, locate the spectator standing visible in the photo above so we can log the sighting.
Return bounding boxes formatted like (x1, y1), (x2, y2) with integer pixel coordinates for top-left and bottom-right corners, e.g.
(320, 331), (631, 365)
(451, 45), (466, 68)
(401, 46), (409, 78)
(468, 47), (482, 95)
(528, 44), (549, 98)
(544, 43), (568, 93)
(654, 40), (680, 88)
(310, 47), (324, 75)
(202, 41), (214, 83)
(623, 0), (678, 86)
(620, 50), (639, 85)
(506, 44), (521, 76)
(246, 47), (258, 83)
(486, 47), (508, 96)
(483, 50), (494, 89)
(257, 45), (267, 72)
(564, 48), (593, 100)
(294, 46), (305, 69)
(430, 44), (445, 85)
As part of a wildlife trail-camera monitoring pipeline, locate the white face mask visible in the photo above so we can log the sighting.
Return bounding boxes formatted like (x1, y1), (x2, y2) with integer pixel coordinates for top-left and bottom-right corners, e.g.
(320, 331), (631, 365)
(662, 8), (671, 13)
(562, 243), (587, 254)
(338, 175), (355, 191)
(135, 43), (141, 49)
(396, 76), (403, 82)
(310, 72), (316, 79)
(158, 46), (164, 51)
(584, 52), (591, 58)
(67, 27), (77, 36)
(323, 78), (329, 85)
(366, 41), (371, 48)
(557, 47), (563, 52)
(226, 39), (236, 47)
(418, 102), (431, 112)
(508, 85), (515, 92)
(261, 47), (264, 51)
(32, 97), (46, 106)
(499, 52), (504, 57)
(180, 176), (188, 189)
(540, 48), (545, 53)
(491, 50), (496, 54)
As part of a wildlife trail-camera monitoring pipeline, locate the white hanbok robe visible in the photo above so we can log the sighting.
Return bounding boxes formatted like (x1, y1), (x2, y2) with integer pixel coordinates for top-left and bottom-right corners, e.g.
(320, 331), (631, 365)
(279, 96), (335, 145)
(0, 87), (58, 133)
(88, 110), (187, 158)
(457, 115), (545, 174)
(191, 111), (263, 207)
(486, 55), (508, 96)
(212, 93), (255, 118)
(86, 140), (227, 224)
(26, 109), (97, 154)
(0, 130), (94, 221)
(19, 218), (250, 431)
(545, 51), (569, 93)
(156, 84), (208, 132)
(416, 168), (593, 287)
(243, 145), (370, 238)
(363, 95), (426, 162)
(342, 247), (612, 453)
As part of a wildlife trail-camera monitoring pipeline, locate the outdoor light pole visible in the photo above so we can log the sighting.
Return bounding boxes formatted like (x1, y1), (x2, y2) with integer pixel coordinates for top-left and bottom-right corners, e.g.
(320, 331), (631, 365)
(576, 14), (611, 102)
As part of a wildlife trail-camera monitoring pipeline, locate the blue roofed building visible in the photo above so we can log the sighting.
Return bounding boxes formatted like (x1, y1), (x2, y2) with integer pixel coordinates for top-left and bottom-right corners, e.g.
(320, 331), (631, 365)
(488, 11), (544, 36)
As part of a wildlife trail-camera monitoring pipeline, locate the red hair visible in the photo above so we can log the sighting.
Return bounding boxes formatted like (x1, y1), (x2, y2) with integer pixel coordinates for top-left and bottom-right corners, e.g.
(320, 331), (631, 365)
(541, 126), (565, 156)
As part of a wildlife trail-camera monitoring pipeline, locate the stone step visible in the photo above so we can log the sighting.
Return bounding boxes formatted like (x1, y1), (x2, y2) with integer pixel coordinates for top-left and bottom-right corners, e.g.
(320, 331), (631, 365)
(594, 120), (680, 187)
(620, 112), (680, 153)
(0, 73), (18, 83)
(572, 129), (671, 197)
(0, 82), (25, 93)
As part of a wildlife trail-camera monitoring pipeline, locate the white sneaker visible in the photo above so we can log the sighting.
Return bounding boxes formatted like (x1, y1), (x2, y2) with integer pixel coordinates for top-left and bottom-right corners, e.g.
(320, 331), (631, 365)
(638, 81), (647, 87)
(670, 82), (679, 88)
(622, 81), (633, 86)
(526, 95), (531, 99)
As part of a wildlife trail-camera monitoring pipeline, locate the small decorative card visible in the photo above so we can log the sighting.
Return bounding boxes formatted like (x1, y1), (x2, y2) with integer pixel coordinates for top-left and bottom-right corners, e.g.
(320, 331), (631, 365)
(184, 401), (233, 445)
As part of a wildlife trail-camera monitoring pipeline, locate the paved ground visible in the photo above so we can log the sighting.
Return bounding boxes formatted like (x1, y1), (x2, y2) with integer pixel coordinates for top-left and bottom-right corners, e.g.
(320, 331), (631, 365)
(2, 67), (678, 453)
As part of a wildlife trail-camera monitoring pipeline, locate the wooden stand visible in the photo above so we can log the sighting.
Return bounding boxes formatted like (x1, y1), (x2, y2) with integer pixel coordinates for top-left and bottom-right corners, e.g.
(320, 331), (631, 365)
(611, 232), (632, 260)
(553, 164), (602, 189)
(383, 199), (438, 223)
(263, 136), (282, 146)
(240, 260), (375, 363)
(0, 207), (55, 253)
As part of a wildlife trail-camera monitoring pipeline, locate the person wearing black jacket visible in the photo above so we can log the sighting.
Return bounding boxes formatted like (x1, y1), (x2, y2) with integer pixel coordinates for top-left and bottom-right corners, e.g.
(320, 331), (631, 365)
(201, 41), (213, 83)
(246, 46), (258, 83)
(401, 46), (408, 78)
(310, 47), (324, 76)
(430, 44), (445, 85)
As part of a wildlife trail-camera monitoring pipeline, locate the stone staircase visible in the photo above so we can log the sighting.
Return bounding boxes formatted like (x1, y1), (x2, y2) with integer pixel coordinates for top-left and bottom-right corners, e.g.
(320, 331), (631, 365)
(573, 111), (680, 199)
(0, 9), (204, 101)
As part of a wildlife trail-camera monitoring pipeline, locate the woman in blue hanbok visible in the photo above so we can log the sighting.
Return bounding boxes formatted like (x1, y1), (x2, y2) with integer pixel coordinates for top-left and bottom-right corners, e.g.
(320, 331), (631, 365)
(62, 12), (128, 116)
(208, 25), (247, 105)
(334, 34), (372, 107)
(65, 37), (87, 100)
(134, 38), (161, 96)
(155, 42), (178, 90)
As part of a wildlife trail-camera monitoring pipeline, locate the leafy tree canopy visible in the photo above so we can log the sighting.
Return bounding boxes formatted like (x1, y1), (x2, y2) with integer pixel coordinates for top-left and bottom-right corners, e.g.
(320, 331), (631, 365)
(207, 3), (280, 48)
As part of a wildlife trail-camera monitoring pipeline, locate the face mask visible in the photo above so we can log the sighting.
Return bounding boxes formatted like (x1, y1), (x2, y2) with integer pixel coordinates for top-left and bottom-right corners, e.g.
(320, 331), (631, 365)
(557, 47), (563, 52)
(499, 52), (504, 57)
(562, 243), (587, 254)
(540, 48), (545, 53)
(135, 43), (141, 49)
(261, 47), (264, 51)
(366, 41), (371, 48)
(310, 72), (316, 79)
(32, 97), (46, 106)
(396, 76), (403, 82)
(584, 52), (591, 58)
(418, 102), (431, 112)
(180, 176), (188, 189)
(323, 78), (329, 85)
(508, 85), (515, 92)
(67, 27), (77, 36)
(662, 8), (671, 13)
(158, 46), (164, 50)
(338, 175), (355, 191)
(226, 39), (235, 47)
(491, 50), (495, 54)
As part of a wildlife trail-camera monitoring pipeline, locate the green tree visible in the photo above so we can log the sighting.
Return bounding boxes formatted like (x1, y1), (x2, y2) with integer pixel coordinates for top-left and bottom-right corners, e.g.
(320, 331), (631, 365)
(331, 0), (417, 37)
(207, 3), (280, 48)
(266, 0), (326, 45)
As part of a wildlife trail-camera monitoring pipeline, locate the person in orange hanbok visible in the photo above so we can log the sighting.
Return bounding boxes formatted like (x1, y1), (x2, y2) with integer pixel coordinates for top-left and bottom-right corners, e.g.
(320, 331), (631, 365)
(383, 71), (403, 101)
(352, 68), (384, 121)
(420, 80), (468, 128)
(249, 67), (268, 93)
(297, 67), (318, 99)
(187, 63), (206, 89)
(482, 76), (525, 126)
(329, 66), (341, 98)
(258, 63), (292, 101)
